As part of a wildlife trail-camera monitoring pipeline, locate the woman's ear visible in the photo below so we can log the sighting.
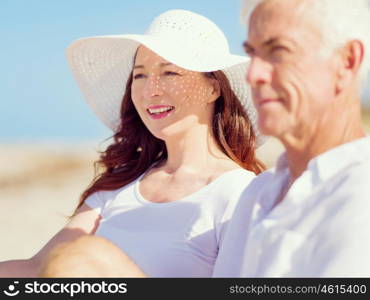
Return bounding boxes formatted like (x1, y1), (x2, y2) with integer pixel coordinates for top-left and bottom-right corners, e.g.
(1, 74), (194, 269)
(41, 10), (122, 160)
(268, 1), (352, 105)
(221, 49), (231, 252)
(207, 78), (221, 103)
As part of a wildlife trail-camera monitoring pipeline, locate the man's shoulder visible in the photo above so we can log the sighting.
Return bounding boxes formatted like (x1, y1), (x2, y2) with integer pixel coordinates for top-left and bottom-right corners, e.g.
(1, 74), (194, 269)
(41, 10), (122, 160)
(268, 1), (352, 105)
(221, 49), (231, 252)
(317, 160), (370, 214)
(336, 159), (370, 186)
(250, 167), (282, 188)
(251, 167), (278, 183)
(234, 167), (280, 207)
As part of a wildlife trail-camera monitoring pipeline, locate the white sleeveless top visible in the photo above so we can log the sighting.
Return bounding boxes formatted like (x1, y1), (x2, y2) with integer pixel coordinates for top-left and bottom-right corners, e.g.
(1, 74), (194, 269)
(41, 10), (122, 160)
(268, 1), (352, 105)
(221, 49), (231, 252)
(85, 168), (255, 277)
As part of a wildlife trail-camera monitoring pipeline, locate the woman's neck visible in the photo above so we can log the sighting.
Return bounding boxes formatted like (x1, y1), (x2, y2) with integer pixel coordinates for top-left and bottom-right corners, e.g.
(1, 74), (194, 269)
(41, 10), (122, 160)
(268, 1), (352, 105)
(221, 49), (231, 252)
(161, 124), (235, 174)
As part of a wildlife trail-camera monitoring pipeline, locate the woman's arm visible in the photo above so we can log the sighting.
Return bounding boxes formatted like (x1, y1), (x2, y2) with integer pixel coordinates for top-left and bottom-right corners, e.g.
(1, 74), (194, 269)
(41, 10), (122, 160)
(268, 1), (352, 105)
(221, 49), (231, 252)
(0, 204), (100, 277)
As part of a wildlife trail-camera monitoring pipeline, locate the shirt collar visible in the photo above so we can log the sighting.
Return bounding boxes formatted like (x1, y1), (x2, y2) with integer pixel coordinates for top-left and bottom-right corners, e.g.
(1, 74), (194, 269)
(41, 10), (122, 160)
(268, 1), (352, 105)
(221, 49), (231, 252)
(275, 152), (289, 173)
(273, 136), (370, 182)
(309, 136), (370, 182)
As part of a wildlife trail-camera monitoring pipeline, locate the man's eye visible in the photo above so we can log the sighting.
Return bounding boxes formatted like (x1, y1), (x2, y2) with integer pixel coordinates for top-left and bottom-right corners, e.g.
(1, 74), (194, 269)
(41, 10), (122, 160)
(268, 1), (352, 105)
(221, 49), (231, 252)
(271, 46), (287, 53)
(133, 73), (145, 80)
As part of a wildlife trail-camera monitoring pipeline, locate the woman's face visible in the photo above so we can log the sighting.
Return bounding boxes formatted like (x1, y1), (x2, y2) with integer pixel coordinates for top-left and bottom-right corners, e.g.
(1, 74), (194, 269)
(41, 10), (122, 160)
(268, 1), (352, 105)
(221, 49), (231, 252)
(131, 46), (220, 140)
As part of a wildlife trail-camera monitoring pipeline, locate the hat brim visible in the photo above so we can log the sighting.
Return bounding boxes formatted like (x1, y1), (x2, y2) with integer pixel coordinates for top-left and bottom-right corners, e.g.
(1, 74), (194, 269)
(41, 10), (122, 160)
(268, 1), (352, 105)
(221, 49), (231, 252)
(66, 35), (265, 146)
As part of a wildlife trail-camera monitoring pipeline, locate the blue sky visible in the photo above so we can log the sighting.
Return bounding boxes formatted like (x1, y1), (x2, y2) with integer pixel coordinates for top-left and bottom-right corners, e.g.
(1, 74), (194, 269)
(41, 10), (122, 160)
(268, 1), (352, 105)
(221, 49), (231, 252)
(1, 0), (369, 142)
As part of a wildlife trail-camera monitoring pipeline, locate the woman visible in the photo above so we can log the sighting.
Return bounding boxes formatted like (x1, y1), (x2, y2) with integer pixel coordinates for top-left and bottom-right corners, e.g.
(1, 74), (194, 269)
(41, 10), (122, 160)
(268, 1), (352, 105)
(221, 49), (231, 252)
(0, 9), (264, 277)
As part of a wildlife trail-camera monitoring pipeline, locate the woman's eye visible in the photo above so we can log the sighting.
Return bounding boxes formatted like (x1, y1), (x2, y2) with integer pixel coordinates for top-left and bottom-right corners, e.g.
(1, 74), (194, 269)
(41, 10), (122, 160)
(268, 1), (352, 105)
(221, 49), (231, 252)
(164, 71), (180, 76)
(133, 73), (145, 80)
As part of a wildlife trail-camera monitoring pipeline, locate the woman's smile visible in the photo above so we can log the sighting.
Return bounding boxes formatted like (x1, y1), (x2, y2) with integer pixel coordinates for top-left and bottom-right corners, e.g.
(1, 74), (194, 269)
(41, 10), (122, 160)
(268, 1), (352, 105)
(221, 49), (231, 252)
(147, 105), (175, 119)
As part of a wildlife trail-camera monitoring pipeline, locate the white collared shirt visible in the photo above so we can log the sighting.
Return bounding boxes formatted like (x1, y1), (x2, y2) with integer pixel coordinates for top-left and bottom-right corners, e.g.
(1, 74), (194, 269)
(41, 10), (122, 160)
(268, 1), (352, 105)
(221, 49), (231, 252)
(213, 137), (370, 277)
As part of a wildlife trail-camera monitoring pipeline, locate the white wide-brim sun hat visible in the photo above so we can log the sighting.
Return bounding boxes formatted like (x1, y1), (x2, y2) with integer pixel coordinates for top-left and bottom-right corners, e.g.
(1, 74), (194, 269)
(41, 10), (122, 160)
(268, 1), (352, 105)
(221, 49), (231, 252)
(66, 9), (264, 145)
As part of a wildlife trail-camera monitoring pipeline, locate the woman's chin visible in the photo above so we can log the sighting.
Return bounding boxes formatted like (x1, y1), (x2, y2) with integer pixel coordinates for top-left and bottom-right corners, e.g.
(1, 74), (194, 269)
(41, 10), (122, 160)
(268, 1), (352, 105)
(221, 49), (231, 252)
(150, 130), (178, 141)
(149, 126), (187, 142)
(147, 118), (202, 141)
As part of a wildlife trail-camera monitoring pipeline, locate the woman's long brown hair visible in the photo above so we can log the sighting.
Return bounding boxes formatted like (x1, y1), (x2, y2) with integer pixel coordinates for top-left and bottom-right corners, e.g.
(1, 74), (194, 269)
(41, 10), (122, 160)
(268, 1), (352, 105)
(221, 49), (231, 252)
(74, 70), (265, 214)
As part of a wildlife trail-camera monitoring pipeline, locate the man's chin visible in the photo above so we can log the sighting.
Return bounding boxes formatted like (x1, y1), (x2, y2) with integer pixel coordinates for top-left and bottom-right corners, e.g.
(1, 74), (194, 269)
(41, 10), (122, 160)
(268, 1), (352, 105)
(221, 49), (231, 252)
(257, 119), (284, 138)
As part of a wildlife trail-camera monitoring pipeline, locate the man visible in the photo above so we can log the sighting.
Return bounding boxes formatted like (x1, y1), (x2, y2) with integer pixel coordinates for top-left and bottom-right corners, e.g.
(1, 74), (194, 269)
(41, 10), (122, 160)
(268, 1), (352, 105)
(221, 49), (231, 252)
(213, 0), (370, 277)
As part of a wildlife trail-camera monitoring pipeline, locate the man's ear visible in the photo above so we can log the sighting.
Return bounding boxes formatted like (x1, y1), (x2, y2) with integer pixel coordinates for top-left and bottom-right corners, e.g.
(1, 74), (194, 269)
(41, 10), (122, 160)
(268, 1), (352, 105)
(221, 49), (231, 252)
(207, 78), (221, 103)
(335, 40), (364, 93)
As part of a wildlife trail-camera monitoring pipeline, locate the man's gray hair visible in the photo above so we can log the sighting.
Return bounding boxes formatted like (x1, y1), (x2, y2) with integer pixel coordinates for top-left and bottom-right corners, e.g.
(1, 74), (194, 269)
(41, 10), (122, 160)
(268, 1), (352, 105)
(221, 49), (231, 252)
(241, 0), (370, 88)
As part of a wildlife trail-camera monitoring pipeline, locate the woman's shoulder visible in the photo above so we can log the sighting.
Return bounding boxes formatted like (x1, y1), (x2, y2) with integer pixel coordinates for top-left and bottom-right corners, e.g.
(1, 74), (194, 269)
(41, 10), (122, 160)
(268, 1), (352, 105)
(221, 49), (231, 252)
(85, 176), (140, 209)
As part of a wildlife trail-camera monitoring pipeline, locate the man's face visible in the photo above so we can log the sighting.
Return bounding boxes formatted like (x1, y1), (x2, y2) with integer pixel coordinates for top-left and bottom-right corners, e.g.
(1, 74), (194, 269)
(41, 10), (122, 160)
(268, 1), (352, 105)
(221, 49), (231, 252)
(245, 0), (339, 139)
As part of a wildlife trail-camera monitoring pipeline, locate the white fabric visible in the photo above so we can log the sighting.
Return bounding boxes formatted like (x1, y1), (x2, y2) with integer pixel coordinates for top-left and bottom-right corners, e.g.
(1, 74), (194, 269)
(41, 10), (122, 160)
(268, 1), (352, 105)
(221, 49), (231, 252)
(214, 137), (370, 277)
(85, 168), (255, 277)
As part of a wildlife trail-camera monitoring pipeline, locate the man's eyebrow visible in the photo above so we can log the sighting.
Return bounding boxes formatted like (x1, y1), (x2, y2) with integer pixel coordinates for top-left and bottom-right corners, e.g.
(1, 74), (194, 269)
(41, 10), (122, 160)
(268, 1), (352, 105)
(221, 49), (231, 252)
(243, 37), (293, 53)
(133, 65), (144, 69)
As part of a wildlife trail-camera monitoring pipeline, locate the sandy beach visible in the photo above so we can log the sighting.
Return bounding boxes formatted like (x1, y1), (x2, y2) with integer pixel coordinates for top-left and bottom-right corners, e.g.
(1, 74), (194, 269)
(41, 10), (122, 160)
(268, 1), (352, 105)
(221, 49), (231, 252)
(0, 143), (100, 261)
(0, 138), (284, 261)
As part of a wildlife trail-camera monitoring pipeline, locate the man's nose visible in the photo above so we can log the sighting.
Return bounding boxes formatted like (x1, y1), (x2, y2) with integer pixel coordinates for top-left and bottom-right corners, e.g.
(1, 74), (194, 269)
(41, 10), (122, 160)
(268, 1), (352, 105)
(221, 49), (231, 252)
(142, 75), (164, 99)
(246, 57), (272, 87)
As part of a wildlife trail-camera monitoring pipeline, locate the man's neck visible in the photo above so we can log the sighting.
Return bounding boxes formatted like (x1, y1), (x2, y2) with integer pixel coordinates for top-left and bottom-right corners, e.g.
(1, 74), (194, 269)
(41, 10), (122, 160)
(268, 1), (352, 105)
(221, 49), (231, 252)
(280, 101), (366, 181)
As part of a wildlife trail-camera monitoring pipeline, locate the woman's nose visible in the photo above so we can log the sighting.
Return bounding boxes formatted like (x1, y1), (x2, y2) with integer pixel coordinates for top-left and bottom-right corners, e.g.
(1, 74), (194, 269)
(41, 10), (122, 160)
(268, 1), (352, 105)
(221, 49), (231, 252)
(142, 75), (164, 99)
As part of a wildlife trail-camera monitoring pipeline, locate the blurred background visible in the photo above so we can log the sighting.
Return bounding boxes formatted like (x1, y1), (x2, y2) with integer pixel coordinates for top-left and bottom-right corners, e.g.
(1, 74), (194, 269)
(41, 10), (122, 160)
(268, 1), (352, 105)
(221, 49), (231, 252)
(1, 0), (369, 261)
